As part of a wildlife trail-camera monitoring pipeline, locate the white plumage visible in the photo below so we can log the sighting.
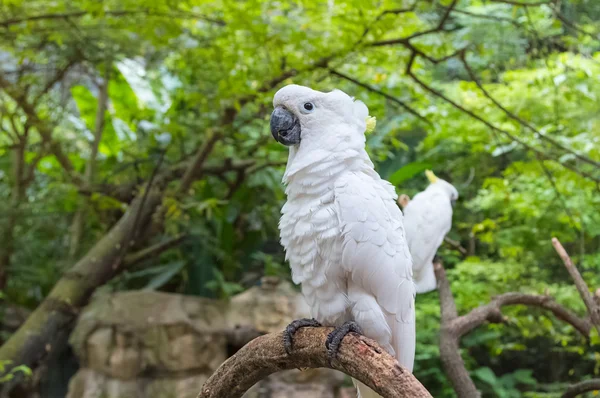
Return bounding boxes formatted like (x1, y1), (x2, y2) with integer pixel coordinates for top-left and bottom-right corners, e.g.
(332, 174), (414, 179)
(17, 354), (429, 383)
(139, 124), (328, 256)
(402, 172), (458, 294)
(272, 85), (416, 398)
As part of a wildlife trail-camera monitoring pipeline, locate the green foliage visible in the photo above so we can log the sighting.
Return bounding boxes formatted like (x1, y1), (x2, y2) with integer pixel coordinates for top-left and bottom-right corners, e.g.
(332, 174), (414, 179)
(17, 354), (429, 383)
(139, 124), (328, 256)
(0, 361), (31, 384)
(1, 0), (599, 395)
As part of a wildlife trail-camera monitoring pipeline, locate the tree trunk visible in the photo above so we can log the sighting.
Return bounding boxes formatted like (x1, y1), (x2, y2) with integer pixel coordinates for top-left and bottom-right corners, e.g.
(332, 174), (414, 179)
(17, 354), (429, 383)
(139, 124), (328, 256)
(0, 189), (163, 388)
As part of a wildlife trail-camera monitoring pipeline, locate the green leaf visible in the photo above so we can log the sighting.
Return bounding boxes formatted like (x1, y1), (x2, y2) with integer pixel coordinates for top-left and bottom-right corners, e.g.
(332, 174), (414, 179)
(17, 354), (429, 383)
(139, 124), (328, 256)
(143, 261), (186, 290)
(387, 161), (432, 186)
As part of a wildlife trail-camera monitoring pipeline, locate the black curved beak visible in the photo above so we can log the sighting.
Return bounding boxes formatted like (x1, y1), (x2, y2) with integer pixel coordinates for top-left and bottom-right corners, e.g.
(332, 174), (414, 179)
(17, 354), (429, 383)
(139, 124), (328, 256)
(270, 106), (301, 146)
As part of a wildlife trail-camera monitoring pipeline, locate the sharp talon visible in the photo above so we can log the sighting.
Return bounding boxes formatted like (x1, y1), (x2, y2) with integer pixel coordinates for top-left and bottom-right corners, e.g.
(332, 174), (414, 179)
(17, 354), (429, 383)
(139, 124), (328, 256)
(283, 318), (321, 355)
(325, 321), (363, 364)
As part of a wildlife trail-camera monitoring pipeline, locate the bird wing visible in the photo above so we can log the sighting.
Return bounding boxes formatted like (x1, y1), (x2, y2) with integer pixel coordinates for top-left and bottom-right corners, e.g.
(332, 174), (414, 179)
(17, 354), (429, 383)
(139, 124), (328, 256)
(402, 190), (452, 276)
(334, 172), (415, 370)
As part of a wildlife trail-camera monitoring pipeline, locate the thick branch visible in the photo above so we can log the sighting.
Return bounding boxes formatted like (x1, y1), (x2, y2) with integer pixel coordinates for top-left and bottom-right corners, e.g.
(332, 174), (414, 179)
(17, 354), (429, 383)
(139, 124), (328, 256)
(552, 237), (600, 331)
(435, 260), (481, 397)
(434, 259), (591, 398)
(197, 327), (432, 398)
(450, 292), (591, 338)
(562, 379), (600, 398)
(435, 261), (458, 321)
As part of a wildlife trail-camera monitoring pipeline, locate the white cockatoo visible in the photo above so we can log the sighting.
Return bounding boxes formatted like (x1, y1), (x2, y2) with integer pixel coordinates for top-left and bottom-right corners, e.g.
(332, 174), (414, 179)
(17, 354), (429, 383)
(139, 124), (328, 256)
(402, 170), (458, 294)
(270, 84), (415, 398)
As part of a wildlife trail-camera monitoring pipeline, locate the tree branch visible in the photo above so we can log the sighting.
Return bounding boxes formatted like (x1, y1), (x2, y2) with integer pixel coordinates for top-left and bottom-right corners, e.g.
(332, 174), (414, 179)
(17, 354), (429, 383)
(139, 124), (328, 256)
(552, 237), (600, 332)
(451, 8), (522, 27)
(197, 327), (432, 398)
(449, 292), (591, 338)
(562, 379), (600, 398)
(178, 130), (222, 195)
(329, 69), (432, 125)
(404, 51), (600, 184)
(33, 59), (78, 103)
(443, 237), (468, 257)
(435, 256), (592, 398)
(0, 9), (225, 28)
(0, 73), (84, 185)
(69, 62), (110, 259)
(122, 235), (187, 267)
(459, 54), (600, 170)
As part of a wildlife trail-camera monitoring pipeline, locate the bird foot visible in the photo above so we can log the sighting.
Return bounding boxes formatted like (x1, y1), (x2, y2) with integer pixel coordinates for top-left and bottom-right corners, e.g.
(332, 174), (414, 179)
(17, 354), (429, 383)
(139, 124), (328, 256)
(283, 318), (322, 355)
(325, 321), (363, 364)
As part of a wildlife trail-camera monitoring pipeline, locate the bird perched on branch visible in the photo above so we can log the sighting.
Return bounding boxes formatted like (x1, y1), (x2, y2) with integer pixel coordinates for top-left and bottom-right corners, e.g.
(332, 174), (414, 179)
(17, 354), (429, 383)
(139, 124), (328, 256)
(269, 84), (415, 398)
(402, 170), (458, 294)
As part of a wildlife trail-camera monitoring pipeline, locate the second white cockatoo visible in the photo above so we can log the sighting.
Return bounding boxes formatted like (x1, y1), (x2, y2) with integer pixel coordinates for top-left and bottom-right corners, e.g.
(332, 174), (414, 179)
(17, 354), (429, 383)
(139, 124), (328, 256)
(402, 170), (458, 294)
(269, 84), (415, 398)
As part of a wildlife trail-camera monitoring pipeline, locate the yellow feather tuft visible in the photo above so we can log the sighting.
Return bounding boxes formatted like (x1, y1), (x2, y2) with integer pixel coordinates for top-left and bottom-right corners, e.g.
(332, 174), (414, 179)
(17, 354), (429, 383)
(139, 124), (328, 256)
(365, 116), (377, 134)
(425, 169), (439, 184)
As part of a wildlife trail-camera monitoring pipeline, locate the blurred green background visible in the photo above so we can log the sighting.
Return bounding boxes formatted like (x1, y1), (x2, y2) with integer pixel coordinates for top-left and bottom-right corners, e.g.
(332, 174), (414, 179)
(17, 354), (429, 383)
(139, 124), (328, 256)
(0, 0), (599, 396)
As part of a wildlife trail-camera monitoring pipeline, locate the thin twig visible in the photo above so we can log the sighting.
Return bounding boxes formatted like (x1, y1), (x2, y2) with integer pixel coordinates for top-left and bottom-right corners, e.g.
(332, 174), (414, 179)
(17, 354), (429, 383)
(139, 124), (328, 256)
(459, 54), (600, 170)
(123, 235), (187, 267)
(404, 51), (600, 183)
(329, 69), (431, 125)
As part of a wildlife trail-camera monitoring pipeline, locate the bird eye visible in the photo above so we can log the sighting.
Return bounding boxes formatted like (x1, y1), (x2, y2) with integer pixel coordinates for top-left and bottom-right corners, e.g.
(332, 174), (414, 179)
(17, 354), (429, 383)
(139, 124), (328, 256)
(302, 102), (314, 112)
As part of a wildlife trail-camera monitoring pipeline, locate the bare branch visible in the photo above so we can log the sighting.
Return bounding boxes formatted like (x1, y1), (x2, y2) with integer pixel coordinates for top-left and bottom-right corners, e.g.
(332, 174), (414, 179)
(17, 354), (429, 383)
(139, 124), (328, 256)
(436, 0), (459, 30)
(370, 0), (459, 47)
(443, 237), (468, 257)
(123, 235), (187, 267)
(450, 292), (591, 338)
(435, 256), (592, 398)
(197, 327), (432, 398)
(329, 69), (431, 125)
(435, 261), (459, 321)
(562, 379), (600, 398)
(178, 130), (222, 195)
(434, 261), (480, 397)
(552, 237), (600, 332)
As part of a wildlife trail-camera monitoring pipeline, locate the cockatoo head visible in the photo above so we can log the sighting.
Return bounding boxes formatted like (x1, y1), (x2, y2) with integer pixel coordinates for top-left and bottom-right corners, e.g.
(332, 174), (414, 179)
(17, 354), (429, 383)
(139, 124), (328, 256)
(425, 170), (459, 207)
(270, 84), (369, 149)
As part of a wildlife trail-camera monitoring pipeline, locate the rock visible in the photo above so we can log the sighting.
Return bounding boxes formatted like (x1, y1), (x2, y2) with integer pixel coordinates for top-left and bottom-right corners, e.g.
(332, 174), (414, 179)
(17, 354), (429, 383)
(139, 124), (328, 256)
(67, 278), (345, 398)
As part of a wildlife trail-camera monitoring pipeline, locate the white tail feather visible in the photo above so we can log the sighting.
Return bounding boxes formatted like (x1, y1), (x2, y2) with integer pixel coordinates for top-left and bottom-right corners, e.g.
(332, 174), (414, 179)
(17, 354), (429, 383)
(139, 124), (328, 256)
(353, 378), (382, 398)
(415, 262), (438, 294)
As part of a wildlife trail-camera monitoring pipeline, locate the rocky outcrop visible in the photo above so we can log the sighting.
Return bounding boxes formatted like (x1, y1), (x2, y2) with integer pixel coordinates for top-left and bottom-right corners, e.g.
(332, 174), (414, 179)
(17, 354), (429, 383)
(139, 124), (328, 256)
(66, 278), (350, 398)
